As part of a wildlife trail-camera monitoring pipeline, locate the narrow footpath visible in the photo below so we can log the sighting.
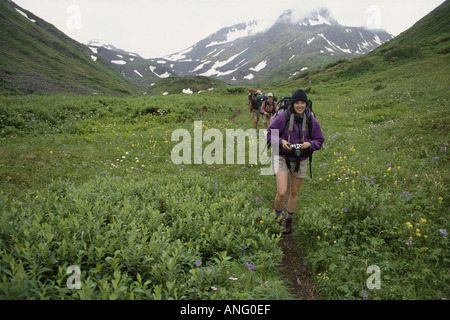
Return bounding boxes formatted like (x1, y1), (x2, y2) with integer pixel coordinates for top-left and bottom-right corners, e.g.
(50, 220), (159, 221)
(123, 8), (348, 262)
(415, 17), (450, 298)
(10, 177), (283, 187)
(277, 175), (319, 300)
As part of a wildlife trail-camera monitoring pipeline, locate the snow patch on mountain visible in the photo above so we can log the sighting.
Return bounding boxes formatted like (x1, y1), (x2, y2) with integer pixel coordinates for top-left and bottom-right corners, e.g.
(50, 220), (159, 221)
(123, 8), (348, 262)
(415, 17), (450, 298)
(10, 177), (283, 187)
(205, 21), (269, 48)
(111, 60), (127, 65)
(199, 48), (248, 77)
(249, 60), (267, 72)
(15, 8), (36, 23)
(164, 47), (193, 61)
(149, 66), (170, 78)
(304, 13), (333, 26)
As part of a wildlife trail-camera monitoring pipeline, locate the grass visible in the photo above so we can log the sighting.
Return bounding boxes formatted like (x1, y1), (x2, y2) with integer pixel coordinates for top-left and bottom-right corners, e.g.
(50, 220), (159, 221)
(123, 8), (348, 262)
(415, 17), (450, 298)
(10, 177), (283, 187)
(1, 91), (297, 300)
(0, 6), (449, 297)
(1, 65), (448, 299)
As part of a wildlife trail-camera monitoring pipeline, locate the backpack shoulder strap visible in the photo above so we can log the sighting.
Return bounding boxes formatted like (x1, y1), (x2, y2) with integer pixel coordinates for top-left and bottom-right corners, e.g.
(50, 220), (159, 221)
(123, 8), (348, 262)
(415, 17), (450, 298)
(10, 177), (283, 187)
(288, 112), (295, 144)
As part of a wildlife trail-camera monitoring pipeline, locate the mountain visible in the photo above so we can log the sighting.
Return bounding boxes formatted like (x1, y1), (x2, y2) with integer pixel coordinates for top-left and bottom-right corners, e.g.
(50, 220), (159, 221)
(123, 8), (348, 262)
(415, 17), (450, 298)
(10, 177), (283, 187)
(153, 8), (393, 85)
(276, 1), (450, 94)
(88, 7), (393, 90)
(85, 39), (176, 90)
(0, 0), (139, 95)
(0, 1), (396, 95)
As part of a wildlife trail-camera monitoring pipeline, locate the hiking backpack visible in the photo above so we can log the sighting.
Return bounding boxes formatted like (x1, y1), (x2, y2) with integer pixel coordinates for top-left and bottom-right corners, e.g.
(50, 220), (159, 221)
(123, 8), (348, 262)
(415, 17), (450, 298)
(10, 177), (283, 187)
(256, 94), (278, 114)
(267, 97), (316, 178)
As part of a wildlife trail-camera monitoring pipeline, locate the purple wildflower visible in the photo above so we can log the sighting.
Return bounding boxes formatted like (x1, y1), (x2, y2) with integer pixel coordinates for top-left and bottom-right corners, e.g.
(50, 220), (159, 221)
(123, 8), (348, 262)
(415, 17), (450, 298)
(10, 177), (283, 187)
(246, 263), (257, 270)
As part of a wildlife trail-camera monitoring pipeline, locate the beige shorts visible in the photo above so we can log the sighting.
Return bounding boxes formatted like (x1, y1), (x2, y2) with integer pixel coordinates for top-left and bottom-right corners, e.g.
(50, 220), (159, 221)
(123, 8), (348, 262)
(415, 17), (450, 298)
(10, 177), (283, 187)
(251, 110), (260, 119)
(274, 155), (308, 178)
(262, 114), (272, 124)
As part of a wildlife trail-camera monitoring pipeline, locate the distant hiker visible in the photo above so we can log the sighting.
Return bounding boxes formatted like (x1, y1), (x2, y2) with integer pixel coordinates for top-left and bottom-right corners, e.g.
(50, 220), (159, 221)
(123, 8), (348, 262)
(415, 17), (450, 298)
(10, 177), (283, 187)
(261, 92), (276, 130)
(267, 89), (325, 234)
(248, 89), (262, 129)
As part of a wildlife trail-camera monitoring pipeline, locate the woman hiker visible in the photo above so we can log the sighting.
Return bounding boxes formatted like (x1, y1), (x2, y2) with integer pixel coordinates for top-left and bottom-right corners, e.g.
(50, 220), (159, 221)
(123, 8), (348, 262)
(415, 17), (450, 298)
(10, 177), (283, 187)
(267, 89), (325, 234)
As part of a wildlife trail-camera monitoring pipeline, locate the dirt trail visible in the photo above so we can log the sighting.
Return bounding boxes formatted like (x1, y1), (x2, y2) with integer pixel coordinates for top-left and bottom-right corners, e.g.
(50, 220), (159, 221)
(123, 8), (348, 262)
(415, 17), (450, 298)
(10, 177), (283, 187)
(277, 176), (319, 300)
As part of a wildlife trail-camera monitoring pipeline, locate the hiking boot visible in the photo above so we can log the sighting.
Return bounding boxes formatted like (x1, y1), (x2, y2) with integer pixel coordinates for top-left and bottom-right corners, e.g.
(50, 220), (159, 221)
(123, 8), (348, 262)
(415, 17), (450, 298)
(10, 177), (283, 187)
(274, 210), (285, 225)
(283, 218), (293, 235)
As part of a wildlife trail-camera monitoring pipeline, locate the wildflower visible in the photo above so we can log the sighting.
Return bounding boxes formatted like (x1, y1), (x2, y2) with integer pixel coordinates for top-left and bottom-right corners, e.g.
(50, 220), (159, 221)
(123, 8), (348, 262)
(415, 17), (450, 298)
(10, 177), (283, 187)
(210, 286), (218, 291)
(440, 229), (448, 237)
(419, 218), (427, 224)
(246, 263), (257, 270)
(406, 222), (413, 229)
(400, 191), (411, 199)
(406, 238), (413, 246)
(196, 260), (202, 267)
(229, 277), (238, 281)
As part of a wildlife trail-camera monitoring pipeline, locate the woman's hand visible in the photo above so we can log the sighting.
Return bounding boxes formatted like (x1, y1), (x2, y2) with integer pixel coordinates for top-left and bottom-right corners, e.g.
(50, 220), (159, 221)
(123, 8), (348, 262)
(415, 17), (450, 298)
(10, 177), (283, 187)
(281, 140), (292, 151)
(301, 142), (311, 150)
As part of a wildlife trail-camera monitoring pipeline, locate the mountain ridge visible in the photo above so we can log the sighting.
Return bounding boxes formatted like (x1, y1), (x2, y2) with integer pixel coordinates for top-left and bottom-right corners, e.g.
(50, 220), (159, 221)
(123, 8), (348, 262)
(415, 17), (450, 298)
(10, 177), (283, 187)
(0, 0), (140, 95)
(93, 7), (393, 88)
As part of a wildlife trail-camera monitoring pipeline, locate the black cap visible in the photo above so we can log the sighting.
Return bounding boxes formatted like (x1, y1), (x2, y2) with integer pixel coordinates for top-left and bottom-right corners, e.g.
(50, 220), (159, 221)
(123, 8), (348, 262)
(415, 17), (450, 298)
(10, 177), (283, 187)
(291, 89), (308, 104)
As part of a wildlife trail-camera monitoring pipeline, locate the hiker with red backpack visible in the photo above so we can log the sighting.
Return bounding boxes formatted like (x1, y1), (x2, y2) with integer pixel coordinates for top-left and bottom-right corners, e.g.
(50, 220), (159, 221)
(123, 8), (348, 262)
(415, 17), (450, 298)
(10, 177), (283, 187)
(261, 92), (276, 129)
(267, 89), (325, 234)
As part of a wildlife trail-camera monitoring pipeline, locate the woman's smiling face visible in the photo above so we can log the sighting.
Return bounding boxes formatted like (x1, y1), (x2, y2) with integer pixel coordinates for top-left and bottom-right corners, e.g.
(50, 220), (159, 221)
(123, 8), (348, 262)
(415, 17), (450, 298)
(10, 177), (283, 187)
(293, 100), (307, 115)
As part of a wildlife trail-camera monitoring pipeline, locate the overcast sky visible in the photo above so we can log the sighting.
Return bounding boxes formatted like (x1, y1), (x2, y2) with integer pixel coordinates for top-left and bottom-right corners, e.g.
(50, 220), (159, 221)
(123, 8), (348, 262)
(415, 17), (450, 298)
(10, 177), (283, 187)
(13, 0), (445, 58)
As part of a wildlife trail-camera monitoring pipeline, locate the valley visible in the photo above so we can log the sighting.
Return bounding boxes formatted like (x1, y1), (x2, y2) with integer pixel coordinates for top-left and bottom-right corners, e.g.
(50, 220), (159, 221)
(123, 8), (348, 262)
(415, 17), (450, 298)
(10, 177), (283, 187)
(0, 0), (448, 302)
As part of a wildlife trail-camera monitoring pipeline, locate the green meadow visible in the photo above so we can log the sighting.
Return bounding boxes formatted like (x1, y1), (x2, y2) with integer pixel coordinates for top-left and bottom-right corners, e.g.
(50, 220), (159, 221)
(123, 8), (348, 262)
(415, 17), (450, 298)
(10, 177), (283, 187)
(1, 2), (449, 297)
(1, 63), (448, 299)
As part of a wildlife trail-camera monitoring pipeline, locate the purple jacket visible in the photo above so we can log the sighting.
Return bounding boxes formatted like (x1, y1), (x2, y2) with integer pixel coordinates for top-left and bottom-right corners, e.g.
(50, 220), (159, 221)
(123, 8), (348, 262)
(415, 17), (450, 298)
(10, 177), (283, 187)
(267, 109), (325, 161)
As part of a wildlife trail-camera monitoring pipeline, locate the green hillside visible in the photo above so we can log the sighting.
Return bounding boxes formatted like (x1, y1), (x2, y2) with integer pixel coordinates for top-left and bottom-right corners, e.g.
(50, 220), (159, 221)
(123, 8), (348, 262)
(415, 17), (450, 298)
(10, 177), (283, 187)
(272, 0), (450, 96)
(0, 0), (139, 95)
